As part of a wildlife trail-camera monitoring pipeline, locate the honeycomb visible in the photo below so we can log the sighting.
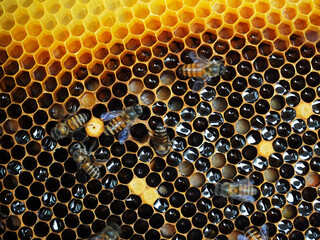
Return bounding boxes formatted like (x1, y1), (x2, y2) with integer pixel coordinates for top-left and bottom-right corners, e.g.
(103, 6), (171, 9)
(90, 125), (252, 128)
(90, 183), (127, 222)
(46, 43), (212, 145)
(1, 0), (320, 239)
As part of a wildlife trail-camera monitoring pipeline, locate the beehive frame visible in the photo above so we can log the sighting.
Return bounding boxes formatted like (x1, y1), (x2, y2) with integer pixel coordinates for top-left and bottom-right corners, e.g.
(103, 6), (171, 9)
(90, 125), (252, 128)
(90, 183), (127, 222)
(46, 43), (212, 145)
(1, 0), (320, 239)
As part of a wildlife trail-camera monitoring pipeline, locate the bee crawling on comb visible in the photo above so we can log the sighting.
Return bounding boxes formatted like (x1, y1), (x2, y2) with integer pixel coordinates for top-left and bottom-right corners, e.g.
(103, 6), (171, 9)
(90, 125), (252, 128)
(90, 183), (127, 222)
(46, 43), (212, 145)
(214, 178), (258, 203)
(89, 222), (121, 240)
(237, 224), (269, 240)
(179, 51), (225, 92)
(100, 104), (143, 144)
(150, 122), (171, 157)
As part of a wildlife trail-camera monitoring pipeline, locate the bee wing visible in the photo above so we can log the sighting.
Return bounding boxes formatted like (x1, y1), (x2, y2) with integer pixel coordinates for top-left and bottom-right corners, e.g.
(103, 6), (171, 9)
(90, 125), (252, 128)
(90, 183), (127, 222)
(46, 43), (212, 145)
(237, 234), (247, 240)
(118, 127), (130, 144)
(188, 51), (206, 64)
(101, 110), (122, 121)
(191, 78), (205, 92)
(88, 235), (103, 240)
(260, 224), (269, 240)
(233, 195), (255, 203)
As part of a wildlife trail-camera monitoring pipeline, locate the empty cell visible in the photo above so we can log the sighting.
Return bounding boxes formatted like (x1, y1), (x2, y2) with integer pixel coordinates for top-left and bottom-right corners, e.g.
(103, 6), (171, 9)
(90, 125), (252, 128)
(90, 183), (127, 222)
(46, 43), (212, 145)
(190, 22), (205, 34)
(294, 17), (308, 30)
(0, 14), (15, 31)
(52, 46), (66, 59)
(11, 25), (27, 41)
(267, 11), (281, 25)
(15, 71), (31, 87)
(145, 16), (161, 31)
(310, 13), (320, 26)
(0, 77), (15, 92)
(240, 6), (254, 19)
(8, 44), (22, 59)
(101, 11), (116, 27)
(33, 66), (47, 81)
(178, 8), (195, 23)
(69, 21), (85, 36)
(169, 39), (185, 52)
(44, 1), (60, 14)
(305, 29), (320, 42)
(54, 87), (69, 102)
(298, 1), (312, 14)
(69, 81), (84, 96)
(29, 2), (44, 19)
(20, 56), (35, 70)
(255, 1), (270, 13)
(41, 14), (57, 31)
(105, 0), (121, 10)
(90, 63), (104, 76)
(186, 36), (201, 48)
(235, 22), (250, 34)
(11, 87), (27, 103)
(14, 7), (30, 25)
(116, 67), (132, 81)
(0, 31), (12, 47)
(251, 16), (266, 29)
(150, 0), (166, 15)
(63, 56), (76, 70)
(23, 38), (39, 53)
(262, 27), (277, 40)
(212, 2), (226, 14)
(141, 33), (156, 46)
(105, 57), (120, 70)
(97, 30), (112, 44)
(224, 12), (238, 24)
(133, 3), (150, 19)
(27, 82), (42, 98)
(53, 26), (70, 42)
(219, 27), (234, 39)
(84, 77), (99, 91)
(79, 52), (92, 64)
(22, 98), (38, 114)
(66, 39), (81, 53)
(117, 8), (133, 23)
(59, 72), (72, 86)
(94, 47), (108, 60)
(121, 52), (136, 66)
(152, 43), (168, 57)
(290, 33), (305, 46)
(161, 11), (178, 27)
(38, 93), (53, 108)
(57, 10), (72, 25)
(274, 38), (289, 51)
(129, 20), (145, 35)
(2, 0), (18, 13)
(72, 3), (88, 20)
(43, 77), (57, 92)
(35, 50), (50, 65)
(4, 61), (19, 75)
(113, 26), (129, 39)
(48, 61), (62, 76)
(158, 31), (173, 43)
(88, 0), (105, 15)
(227, 0), (242, 8)
(73, 66), (88, 80)
(278, 22), (292, 35)
(100, 71), (115, 86)
(174, 25), (189, 38)
(271, 0), (286, 8)
(282, 7), (297, 20)
(195, 2), (210, 18)
(84, 15), (100, 33)
(125, 38), (141, 51)
(39, 33), (54, 47)
(82, 35), (97, 48)
(207, 18), (222, 29)
(26, 21), (42, 37)
(96, 87), (111, 102)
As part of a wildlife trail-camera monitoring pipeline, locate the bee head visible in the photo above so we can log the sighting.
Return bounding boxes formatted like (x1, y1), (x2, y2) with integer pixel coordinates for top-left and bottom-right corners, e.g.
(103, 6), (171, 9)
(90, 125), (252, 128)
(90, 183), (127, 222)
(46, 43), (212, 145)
(105, 223), (121, 238)
(133, 104), (143, 116)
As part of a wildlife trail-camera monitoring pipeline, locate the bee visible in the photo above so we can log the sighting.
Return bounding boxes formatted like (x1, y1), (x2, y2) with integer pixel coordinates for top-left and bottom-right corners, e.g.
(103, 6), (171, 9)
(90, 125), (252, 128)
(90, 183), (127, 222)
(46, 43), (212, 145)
(100, 104), (143, 144)
(89, 222), (121, 240)
(51, 113), (90, 140)
(179, 52), (225, 91)
(214, 179), (258, 203)
(237, 225), (268, 240)
(70, 142), (101, 179)
(150, 123), (171, 157)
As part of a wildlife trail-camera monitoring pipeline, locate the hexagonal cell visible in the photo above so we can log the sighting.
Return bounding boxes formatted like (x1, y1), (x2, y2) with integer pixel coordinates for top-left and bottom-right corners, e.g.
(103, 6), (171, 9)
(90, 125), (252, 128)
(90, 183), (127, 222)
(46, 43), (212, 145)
(52, 45), (66, 59)
(85, 77), (100, 91)
(79, 52), (93, 64)
(15, 71), (31, 87)
(282, 7), (297, 20)
(125, 38), (141, 51)
(258, 41), (273, 56)
(150, 0), (166, 15)
(0, 76), (15, 92)
(235, 21), (251, 34)
(289, 32), (305, 46)
(0, 13), (14, 31)
(212, 2), (226, 14)
(112, 24), (129, 39)
(43, 76), (57, 92)
(195, 2), (210, 18)
(93, 47), (108, 60)
(224, 12), (238, 24)
(161, 10), (178, 27)
(69, 20), (85, 36)
(11, 87), (27, 103)
(38, 32), (54, 47)
(129, 19), (145, 35)
(145, 15), (161, 31)
(157, 30), (173, 43)
(109, 43), (124, 55)
(121, 51), (136, 66)
(274, 38), (289, 51)
(20, 55), (35, 70)
(255, 1), (270, 13)
(8, 44), (23, 59)
(41, 14), (57, 31)
(82, 35), (98, 49)
(117, 7), (133, 23)
(136, 47), (151, 62)
(207, 17), (222, 29)
(73, 66), (88, 80)
(309, 12), (320, 26)
(294, 17), (308, 30)
(105, 56), (120, 70)
(4, 60), (19, 75)
(48, 61), (62, 75)
(33, 66), (47, 81)
(38, 93), (53, 109)
(54, 87), (69, 102)
(29, 2), (45, 19)
(10, 25), (27, 41)
(23, 38), (39, 53)
(240, 5), (254, 19)
(25, 21), (42, 37)
(278, 22), (292, 36)
(152, 43), (168, 58)
(83, 14), (100, 33)
(190, 21), (205, 34)
(133, 3), (150, 19)
(267, 11), (281, 25)
(27, 82), (42, 98)
(100, 10), (116, 27)
(0, 31), (12, 48)
(262, 27), (277, 40)
(305, 28), (320, 42)
(100, 71), (115, 87)
(56, 8), (72, 25)
(173, 25), (189, 38)
(89, 62), (104, 76)
(72, 3), (88, 19)
(63, 56), (77, 70)
(178, 7), (195, 23)
(13, 7), (30, 25)
(141, 32), (157, 46)
(96, 30), (112, 44)
(66, 38), (81, 53)
(251, 15), (266, 29)
(219, 27), (234, 39)
(58, 72), (72, 86)
(44, 0), (60, 14)
(52, 26), (70, 42)
(2, 0), (18, 13)
(299, 1), (312, 14)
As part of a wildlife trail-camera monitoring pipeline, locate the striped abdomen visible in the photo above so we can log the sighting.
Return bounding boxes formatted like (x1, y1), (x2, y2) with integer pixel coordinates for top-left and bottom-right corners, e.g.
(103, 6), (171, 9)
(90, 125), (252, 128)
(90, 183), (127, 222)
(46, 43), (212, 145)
(82, 161), (101, 179)
(67, 113), (90, 131)
(104, 115), (127, 136)
(181, 63), (206, 78)
(245, 227), (262, 240)
(152, 125), (170, 156)
(232, 184), (257, 198)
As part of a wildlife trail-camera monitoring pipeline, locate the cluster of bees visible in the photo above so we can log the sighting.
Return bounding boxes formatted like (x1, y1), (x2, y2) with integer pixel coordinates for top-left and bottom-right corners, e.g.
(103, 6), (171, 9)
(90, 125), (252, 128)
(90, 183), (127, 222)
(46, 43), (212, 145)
(51, 56), (268, 240)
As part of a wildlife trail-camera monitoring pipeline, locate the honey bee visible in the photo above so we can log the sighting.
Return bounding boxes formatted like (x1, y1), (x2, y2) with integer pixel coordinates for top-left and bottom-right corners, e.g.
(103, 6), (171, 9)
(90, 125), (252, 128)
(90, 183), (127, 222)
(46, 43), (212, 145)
(179, 52), (225, 91)
(89, 222), (121, 240)
(214, 179), (258, 203)
(69, 142), (101, 179)
(150, 123), (171, 157)
(100, 104), (143, 144)
(51, 113), (90, 140)
(237, 225), (268, 240)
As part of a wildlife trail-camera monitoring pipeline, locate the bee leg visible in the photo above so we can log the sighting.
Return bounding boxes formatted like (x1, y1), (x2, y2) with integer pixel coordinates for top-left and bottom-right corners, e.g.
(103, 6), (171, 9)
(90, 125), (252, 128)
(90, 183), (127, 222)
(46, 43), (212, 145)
(118, 127), (129, 144)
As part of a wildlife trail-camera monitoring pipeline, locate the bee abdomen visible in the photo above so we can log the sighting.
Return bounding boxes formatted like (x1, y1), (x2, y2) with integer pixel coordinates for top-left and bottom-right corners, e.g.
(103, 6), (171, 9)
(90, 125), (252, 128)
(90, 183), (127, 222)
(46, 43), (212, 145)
(182, 63), (205, 78)
(245, 227), (262, 240)
(104, 116), (126, 136)
(82, 162), (100, 179)
(68, 113), (90, 130)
